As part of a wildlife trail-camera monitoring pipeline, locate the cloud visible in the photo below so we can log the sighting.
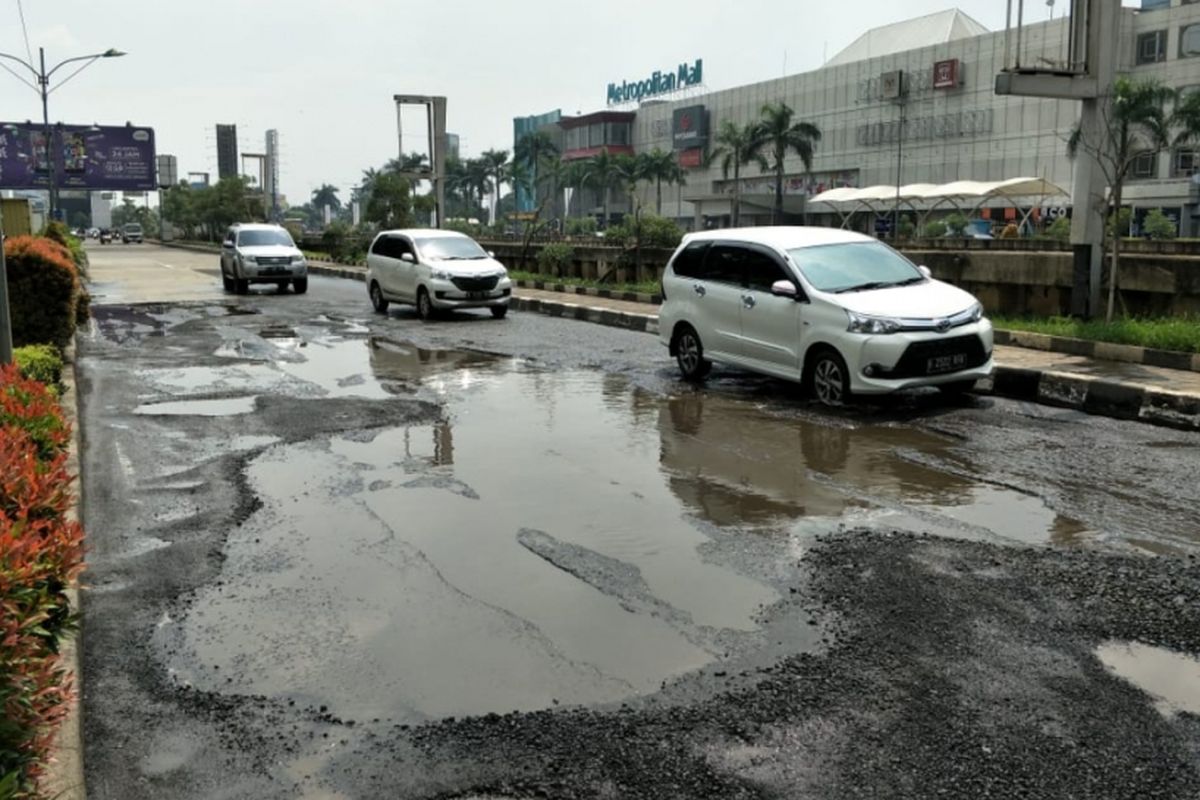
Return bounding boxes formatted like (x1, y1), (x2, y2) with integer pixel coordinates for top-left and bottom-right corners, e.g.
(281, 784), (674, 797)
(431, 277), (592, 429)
(32, 24), (80, 51)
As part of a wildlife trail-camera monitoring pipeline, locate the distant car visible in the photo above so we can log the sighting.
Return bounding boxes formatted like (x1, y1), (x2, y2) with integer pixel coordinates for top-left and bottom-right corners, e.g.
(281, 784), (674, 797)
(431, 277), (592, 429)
(219, 223), (308, 294)
(121, 223), (144, 244)
(365, 229), (512, 320)
(87, 227), (100, 239)
(658, 227), (994, 406)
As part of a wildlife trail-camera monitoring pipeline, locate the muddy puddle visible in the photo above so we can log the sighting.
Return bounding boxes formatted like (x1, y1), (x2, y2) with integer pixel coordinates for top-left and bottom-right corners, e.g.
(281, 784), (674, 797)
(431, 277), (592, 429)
(1096, 640), (1200, 717)
(151, 333), (1098, 722)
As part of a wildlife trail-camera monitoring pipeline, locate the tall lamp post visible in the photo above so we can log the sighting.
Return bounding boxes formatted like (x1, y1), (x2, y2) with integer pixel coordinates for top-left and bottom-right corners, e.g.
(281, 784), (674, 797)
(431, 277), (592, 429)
(0, 46), (124, 363)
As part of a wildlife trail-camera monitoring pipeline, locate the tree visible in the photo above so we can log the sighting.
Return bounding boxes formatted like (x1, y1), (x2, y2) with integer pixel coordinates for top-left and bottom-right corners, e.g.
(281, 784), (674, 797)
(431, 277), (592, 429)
(481, 149), (510, 225)
(637, 149), (684, 216)
(386, 153), (429, 174)
(311, 183), (341, 213)
(514, 131), (560, 213)
(1142, 208), (1177, 239)
(364, 173), (413, 229)
(581, 148), (625, 228)
(750, 101), (822, 224)
(613, 153), (645, 214)
(709, 119), (767, 227)
(1068, 77), (1173, 322)
(463, 158), (492, 221)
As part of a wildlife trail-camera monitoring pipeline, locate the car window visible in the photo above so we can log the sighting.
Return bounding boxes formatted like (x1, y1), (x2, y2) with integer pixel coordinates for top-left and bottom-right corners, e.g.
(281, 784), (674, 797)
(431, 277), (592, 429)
(744, 248), (792, 293)
(702, 244), (747, 286)
(237, 229), (294, 247)
(788, 242), (922, 293)
(414, 236), (487, 261)
(394, 238), (414, 259)
(224, 229), (236, 244)
(370, 235), (391, 256)
(670, 241), (710, 278)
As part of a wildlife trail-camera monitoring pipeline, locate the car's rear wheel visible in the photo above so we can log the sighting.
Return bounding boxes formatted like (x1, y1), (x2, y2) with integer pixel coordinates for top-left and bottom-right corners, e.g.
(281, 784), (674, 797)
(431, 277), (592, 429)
(370, 282), (389, 313)
(674, 325), (711, 381)
(235, 278), (249, 295)
(293, 278), (308, 294)
(809, 348), (850, 407)
(490, 305), (508, 319)
(417, 287), (434, 321)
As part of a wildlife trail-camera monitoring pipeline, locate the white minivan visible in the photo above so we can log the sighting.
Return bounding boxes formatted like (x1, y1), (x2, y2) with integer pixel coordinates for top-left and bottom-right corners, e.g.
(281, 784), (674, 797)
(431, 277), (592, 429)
(658, 227), (994, 406)
(365, 229), (512, 320)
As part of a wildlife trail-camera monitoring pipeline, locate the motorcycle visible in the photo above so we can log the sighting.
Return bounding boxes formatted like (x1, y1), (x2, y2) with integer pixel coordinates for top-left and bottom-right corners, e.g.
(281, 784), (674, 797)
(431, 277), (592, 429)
(99, 229), (113, 244)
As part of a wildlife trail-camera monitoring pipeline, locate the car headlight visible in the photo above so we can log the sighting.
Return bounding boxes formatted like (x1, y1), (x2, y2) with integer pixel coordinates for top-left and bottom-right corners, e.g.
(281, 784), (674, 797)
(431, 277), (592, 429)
(431, 269), (452, 281)
(241, 255), (256, 264)
(967, 302), (983, 322)
(291, 255), (305, 264)
(846, 310), (902, 334)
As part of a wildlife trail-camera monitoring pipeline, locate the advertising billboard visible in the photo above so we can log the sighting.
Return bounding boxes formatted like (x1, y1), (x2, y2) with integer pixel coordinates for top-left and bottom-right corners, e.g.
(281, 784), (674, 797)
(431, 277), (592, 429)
(0, 122), (157, 191)
(672, 105), (708, 151)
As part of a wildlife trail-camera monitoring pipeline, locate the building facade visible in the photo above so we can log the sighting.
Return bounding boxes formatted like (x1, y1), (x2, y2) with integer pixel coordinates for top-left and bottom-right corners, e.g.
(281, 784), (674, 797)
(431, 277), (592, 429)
(515, 2), (1200, 234)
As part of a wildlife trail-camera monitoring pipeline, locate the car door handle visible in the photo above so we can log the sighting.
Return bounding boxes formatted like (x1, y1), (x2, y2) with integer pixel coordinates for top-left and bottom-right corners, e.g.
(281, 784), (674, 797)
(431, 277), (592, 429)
(742, 295), (756, 308)
(693, 284), (706, 297)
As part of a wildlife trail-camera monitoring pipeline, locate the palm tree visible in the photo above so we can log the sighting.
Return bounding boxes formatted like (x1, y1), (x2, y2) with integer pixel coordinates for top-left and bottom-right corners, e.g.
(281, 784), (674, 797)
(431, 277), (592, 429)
(1172, 89), (1200, 148)
(514, 131), (561, 215)
(311, 183), (341, 211)
(562, 159), (591, 219)
(481, 149), (510, 225)
(614, 154), (646, 216)
(709, 120), (767, 227)
(463, 158), (492, 221)
(1068, 77), (1174, 322)
(750, 102), (822, 224)
(386, 152), (429, 174)
(637, 149), (684, 216)
(582, 148), (625, 228)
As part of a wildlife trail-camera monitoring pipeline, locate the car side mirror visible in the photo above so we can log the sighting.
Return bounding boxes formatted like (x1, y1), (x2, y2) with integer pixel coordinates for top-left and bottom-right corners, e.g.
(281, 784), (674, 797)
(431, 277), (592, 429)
(487, 251), (495, 258)
(400, 253), (415, 263)
(222, 241), (233, 248)
(770, 279), (800, 300)
(918, 265), (932, 278)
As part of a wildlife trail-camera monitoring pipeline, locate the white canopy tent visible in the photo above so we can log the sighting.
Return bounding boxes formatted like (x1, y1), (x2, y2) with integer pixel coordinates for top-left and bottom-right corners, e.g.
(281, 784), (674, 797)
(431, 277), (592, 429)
(810, 177), (1069, 231)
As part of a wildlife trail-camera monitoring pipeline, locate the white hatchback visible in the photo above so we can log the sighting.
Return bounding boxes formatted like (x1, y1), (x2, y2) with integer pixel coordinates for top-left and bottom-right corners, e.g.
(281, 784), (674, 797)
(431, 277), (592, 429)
(365, 229), (512, 320)
(659, 227), (994, 405)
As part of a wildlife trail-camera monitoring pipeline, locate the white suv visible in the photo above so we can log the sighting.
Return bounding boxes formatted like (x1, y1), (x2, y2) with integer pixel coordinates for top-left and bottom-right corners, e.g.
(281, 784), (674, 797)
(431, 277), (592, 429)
(365, 229), (512, 320)
(659, 227), (994, 405)
(220, 223), (308, 294)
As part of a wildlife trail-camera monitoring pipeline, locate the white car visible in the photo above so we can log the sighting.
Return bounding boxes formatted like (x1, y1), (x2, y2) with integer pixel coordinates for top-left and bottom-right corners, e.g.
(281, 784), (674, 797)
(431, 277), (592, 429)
(220, 223), (308, 294)
(365, 229), (512, 320)
(659, 227), (994, 406)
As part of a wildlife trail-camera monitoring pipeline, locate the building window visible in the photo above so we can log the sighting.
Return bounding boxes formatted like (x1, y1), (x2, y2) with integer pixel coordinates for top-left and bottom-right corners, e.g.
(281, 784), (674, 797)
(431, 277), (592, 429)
(1137, 31), (1167, 64)
(1172, 148), (1198, 178)
(1131, 151), (1157, 179)
(1181, 24), (1200, 58)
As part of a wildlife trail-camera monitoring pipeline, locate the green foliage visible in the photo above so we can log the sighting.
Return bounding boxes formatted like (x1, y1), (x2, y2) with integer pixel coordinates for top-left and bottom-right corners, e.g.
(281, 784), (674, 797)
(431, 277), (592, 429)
(536, 242), (575, 277)
(508, 269), (661, 297)
(444, 219), (484, 236)
(920, 220), (947, 239)
(3, 236), (80, 351)
(1046, 216), (1071, 241)
(1106, 207), (1133, 239)
(992, 315), (1200, 353)
(565, 216), (597, 236)
(944, 213), (968, 237)
(364, 173), (413, 230)
(1142, 208), (1177, 239)
(162, 178), (263, 240)
(896, 215), (915, 239)
(320, 220), (357, 262)
(606, 214), (683, 250)
(13, 346), (64, 394)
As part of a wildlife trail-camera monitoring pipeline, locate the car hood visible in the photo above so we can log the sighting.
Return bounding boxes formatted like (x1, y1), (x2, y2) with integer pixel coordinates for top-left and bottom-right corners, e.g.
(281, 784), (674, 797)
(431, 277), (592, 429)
(426, 256), (507, 276)
(827, 279), (979, 319)
(239, 245), (301, 258)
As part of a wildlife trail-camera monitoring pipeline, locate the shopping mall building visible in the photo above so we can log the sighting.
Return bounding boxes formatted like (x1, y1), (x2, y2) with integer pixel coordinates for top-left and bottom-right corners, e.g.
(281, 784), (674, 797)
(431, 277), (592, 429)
(513, 1), (1200, 234)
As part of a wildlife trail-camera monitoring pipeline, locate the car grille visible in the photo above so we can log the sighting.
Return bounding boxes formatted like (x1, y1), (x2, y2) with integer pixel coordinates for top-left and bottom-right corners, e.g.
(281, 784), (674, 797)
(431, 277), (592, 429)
(451, 275), (499, 292)
(257, 256), (292, 266)
(883, 334), (988, 379)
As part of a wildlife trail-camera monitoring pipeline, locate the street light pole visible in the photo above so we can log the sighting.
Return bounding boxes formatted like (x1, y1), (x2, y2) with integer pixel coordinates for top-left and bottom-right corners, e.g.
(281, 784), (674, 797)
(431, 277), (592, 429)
(39, 47), (57, 220)
(0, 202), (12, 364)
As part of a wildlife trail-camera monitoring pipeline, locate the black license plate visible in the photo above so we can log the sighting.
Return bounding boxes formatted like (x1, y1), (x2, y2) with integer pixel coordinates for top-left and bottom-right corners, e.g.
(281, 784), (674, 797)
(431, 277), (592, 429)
(926, 353), (967, 374)
(466, 291), (488, 300)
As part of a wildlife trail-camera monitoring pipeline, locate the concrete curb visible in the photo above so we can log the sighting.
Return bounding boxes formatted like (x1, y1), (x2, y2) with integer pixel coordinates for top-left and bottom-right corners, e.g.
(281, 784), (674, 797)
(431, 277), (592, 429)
(509, 296), (660, 335)
(988, 329), (1200, 374)
(513, 279), (661, 305)
(42, 342), (86, 800)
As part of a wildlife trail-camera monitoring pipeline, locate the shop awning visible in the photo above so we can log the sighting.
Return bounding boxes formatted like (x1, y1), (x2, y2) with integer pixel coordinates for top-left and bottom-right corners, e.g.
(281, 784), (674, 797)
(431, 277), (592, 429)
(810, 176), (1068, 205)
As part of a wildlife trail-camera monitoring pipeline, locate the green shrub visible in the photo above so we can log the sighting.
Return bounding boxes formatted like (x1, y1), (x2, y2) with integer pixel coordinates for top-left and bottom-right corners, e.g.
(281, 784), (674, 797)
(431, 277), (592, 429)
(13, 346), (64, 393)
(606, 213), (683, 250)
(565, 217), (597, 236)
(896, 215), (915, 239)
(4, 236), (80, 351)
(944, 212), (968, 237)
(536, 242), (575, 277)
(1106, 207), (1132, 239)
(1046, 216), (1071, 241)
(921, 220), (947, 239)
(1142, 208), (1176, 240)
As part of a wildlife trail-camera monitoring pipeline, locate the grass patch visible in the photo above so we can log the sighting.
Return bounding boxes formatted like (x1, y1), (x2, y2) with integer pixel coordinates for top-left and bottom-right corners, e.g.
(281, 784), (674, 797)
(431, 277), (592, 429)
(508, 270), (660, 298)
(993, 315), (1200, 354)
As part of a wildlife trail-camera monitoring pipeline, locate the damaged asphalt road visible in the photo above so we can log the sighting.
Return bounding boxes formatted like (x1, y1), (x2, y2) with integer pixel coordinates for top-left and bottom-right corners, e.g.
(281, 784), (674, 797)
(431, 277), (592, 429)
(75, 274), (1200, 799)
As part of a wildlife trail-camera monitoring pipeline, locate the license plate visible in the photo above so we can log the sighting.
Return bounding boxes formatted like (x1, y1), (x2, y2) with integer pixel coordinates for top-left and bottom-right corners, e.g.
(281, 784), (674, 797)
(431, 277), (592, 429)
(466, 291), (488, 300)
(926, 353), (967, 374)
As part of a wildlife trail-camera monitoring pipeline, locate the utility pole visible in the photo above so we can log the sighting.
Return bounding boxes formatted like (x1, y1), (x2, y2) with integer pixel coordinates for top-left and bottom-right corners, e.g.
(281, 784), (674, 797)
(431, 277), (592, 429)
(0, 202), (12, 364)
(894, 77), (906, 241)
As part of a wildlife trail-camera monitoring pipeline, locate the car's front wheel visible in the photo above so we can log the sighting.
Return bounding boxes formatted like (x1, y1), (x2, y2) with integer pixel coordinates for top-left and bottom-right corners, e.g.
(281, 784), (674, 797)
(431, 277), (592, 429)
(235, 278), (249, 295)
(293, 278), (308, 294)
(674, 324), (711, 381)
(809, 348), (851, 407)
(221, 264), (234, 292)
(370, 282), (389, 313)
(416, 287), (435, 321)
(490, 305), (508, 319)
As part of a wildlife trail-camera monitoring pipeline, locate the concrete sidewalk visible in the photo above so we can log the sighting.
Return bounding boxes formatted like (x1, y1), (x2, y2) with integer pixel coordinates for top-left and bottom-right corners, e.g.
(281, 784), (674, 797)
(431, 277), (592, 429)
(306, 262), (1200, 430)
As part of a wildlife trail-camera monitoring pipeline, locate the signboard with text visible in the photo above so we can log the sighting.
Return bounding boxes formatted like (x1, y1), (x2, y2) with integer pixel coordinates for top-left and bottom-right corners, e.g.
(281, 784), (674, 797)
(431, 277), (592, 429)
(672, 105), (708, 151)
(0, 122), (156, 190)
(933, 59), (959, 89)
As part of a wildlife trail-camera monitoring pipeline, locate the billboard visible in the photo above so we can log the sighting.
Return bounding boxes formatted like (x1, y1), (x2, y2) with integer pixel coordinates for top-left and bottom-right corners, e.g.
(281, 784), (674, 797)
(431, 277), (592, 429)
(0, 122), (157, 191)
(672, 105), (708, 151)
(216, 124), (238, 179)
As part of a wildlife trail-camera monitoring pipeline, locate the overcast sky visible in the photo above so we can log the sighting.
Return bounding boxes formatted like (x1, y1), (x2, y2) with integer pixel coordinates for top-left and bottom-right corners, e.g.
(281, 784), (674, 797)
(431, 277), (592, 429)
(1, 0), (1076, 206)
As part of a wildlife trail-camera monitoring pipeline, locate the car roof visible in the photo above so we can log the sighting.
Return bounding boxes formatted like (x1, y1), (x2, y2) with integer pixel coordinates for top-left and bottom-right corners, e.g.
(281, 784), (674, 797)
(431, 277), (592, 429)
(376, 228), (472, 239)
(681, 226), (874, 251)
(232, 223), (286, 231)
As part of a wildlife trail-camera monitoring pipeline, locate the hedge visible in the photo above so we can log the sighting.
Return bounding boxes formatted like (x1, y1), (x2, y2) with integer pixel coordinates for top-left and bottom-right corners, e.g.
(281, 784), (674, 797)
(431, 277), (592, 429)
(0, 363), (83, 797)
(13, 347), (64, 396)
(3, 236), (81, 351)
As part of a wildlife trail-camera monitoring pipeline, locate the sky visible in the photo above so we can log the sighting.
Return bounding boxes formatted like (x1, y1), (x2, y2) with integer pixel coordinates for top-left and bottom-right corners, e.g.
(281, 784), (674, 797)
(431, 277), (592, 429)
(0, 0), (1074, 207)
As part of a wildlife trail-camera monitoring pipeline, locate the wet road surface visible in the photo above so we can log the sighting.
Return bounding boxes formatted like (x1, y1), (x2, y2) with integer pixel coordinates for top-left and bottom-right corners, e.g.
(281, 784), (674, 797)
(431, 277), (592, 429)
(78, 244), (1200, 798)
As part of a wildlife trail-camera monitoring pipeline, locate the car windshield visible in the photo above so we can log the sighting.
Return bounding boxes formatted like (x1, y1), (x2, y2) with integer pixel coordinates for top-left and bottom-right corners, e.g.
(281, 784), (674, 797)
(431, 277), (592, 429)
(124, 225), (142, 232)
(238, 229), (294, 247)
(416, 236), (488, 261)
(788, 242), (923, 293)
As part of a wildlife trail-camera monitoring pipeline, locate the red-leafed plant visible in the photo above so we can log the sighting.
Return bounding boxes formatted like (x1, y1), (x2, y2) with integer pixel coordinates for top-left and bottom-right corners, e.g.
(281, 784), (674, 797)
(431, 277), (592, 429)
(0, 364), (83, 797)
(3, 235), (81, 352)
